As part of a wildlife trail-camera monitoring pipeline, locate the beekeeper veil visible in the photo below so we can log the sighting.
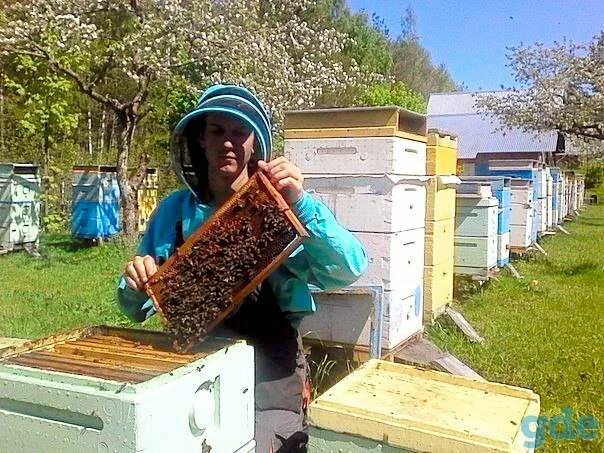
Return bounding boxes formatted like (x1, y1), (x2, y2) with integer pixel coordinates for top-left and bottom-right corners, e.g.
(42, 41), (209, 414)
(170, 84), (273, 202)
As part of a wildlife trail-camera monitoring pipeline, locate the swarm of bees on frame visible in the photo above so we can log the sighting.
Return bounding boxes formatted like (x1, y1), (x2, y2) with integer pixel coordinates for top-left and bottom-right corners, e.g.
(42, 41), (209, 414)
(151, 185), (297, 349)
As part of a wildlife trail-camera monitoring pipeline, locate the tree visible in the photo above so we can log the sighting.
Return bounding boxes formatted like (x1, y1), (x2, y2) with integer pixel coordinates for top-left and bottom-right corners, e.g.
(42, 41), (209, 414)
(0, 0), (368, 238)
(353, 81), (426, 113)
(475, 33), (604, 142)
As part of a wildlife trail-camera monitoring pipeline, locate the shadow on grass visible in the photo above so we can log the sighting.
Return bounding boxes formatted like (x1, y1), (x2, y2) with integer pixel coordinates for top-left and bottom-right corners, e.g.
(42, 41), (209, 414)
(541, 260), (600, 277)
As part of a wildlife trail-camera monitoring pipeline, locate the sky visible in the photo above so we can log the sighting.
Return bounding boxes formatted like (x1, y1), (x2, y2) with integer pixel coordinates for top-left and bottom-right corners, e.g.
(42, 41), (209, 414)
(347, 0), (604, 91)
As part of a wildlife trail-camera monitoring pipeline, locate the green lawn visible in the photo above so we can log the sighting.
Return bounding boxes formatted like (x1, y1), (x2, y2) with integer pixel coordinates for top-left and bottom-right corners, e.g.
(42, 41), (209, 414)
(427, 199), (604, 452)
(0, 235), (162, 338)
(1, 195), (602, 452)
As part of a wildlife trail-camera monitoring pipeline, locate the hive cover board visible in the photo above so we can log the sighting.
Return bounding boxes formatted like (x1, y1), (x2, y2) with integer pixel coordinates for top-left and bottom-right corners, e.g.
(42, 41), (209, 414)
(146, 171), (308, 349)
(0, 326), (232, 383)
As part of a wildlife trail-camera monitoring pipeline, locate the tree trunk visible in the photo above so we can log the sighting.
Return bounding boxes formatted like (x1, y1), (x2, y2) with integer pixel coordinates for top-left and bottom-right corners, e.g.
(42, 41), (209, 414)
(115, 110), (137, 239)
(115, 108), (147, 240)
(0, 74), (4, 154)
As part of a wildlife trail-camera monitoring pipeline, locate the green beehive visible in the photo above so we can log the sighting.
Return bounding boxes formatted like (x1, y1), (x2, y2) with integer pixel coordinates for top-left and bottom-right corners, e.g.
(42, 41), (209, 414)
(0, 163), (41, 253)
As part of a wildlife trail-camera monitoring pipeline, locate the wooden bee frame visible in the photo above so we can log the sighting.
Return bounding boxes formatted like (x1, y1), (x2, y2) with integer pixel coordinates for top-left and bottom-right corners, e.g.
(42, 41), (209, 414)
(145, 171), (309, 348)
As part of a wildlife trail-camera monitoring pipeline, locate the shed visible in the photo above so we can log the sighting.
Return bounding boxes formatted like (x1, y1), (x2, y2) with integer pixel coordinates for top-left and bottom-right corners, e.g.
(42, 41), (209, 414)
(427, 92), (564, 174)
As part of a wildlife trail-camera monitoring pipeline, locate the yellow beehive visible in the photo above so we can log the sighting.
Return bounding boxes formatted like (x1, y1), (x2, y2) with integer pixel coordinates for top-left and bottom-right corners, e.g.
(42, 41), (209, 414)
(310, 360), (540, 453)
(424, 259), (454, 322)
(283, 106), (427, 142)
(427, 130), (458, 175)
(426, 176), (457, 221)
(137, 169), (159, 233)
(425, 218), (455, 266)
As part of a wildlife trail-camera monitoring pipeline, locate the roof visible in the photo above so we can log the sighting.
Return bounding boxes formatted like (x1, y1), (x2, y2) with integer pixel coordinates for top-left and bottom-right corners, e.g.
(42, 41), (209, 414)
(427, 92), (560, 159)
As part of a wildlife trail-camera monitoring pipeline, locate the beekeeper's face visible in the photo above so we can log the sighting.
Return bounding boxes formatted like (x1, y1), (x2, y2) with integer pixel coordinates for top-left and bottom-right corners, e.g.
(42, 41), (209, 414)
(201, 113), (255, 178)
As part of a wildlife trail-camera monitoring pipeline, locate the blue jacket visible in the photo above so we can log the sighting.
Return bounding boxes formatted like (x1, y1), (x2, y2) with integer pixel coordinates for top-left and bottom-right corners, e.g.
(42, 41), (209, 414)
(117, 188), (368, 324)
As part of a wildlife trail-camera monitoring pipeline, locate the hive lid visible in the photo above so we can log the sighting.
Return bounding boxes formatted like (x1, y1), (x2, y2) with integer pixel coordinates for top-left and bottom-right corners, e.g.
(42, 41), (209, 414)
(283, 106), (427, 142)
(310, 360), (540, 452)
(427, 129), (458, 148)
(0, 326), (237, 384)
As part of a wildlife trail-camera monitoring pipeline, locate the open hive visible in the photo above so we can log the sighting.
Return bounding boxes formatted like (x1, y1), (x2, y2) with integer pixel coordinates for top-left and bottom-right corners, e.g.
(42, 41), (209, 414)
(146, 171), (308, 349)
(0, 326), (234, 384)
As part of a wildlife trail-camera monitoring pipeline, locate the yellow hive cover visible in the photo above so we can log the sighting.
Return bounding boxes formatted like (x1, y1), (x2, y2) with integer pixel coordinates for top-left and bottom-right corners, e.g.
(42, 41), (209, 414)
(283, 106), (427, 142)
(310, 360), (540, 453)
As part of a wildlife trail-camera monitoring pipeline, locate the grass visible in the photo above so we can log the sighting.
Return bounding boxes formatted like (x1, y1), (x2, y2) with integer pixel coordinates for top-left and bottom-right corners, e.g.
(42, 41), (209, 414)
(427, 195), (604, 452)
(0, 235), (162, 338)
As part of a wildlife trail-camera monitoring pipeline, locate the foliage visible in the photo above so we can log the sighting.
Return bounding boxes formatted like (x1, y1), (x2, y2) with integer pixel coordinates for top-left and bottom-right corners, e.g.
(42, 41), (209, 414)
(353, 81), (426, 112)
(475, 33), (604, 142)
(584, 163), (604, 189)
(0, 0), (372, 236)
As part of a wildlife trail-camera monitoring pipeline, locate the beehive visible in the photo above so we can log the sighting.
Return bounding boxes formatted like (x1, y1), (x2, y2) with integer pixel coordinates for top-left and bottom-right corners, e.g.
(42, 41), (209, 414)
(423, 259), (454, 322)
(137, 168), (159, 233)
(423, 174), (458, 322)
(353, 228), (425, 292)
(458, 176), (511, 266)
(299, 287), (422, 351)
(426, 130), (458, 176)
(146, 172), (308, 349)
(0, 326), (255, 453)
(0, 163), (41, 252)
(71, 165), (121, 239)
(455, 195), (499, 238)
(477, 160), (540, 243)
(284, 107), (428, 356)
(303, 174), (426, 233)
(309, 360), (540, 452)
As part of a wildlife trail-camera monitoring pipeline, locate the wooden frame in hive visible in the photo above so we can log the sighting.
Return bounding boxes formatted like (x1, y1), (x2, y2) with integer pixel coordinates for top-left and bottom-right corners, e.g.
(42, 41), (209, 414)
(145, 171), (309, 345)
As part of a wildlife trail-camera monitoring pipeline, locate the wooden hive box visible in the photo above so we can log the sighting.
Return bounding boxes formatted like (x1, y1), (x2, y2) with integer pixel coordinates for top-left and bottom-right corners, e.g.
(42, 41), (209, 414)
(145, 172), (308, 349)
(137, 168), (159, 233)
(352, 228), (425, 293)
(426, 129), (458, 176)
(455, 196), (499, 238)
(454, 235), (498, 271)
(299, 287), (423, 352)
(423, 259), (454, 323)
(302, 175), (426, 233)
(425, 176), (459, 222)
(0, 326), (255, 453)
(283, 107), (427, 176)
(309, 360), (540, 453)
(425, 217), (455, 267)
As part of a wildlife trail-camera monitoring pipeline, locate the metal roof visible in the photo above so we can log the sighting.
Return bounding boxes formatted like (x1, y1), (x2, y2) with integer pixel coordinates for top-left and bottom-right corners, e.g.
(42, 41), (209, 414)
(427, 92), (560, 159)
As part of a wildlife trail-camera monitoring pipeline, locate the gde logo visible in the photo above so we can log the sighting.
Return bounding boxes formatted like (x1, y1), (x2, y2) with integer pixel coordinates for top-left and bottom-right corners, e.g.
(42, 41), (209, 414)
(521, 408), (600, 449)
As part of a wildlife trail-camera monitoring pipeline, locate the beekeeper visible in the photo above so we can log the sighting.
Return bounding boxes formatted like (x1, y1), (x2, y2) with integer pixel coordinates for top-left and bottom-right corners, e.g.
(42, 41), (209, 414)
(117, 84), (367, 452)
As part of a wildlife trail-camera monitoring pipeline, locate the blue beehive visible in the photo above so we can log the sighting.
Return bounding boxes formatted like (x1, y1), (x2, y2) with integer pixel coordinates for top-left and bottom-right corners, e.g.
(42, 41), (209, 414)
(71, 165), (121, 239)
(476, 159), (539, 244)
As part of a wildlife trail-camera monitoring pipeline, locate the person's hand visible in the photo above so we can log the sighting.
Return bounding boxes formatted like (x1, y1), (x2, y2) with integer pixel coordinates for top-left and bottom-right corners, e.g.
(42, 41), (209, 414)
(258, 157), (305, 204)
(124, 255), (158, 292)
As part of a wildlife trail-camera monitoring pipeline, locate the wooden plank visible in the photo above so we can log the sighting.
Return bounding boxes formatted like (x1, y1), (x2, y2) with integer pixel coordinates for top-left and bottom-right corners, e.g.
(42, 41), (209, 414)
(283, 127), (427, 143)
(394, 338), (485, 380)
(445, 307), (485, 344)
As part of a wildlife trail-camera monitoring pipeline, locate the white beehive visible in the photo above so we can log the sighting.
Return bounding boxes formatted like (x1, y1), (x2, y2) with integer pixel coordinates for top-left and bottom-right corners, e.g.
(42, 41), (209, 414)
(455, 196), (499, 238)
(497, 232), (511, 266)
(285, 136), (426, 176)
(303, 175), (426, 233)
(284, 106), (428, 355)
(0, 327), (255, 453)
(0, 163), (41, 252)
(352, 228), (425, 292)
(509, 180), (534, 249)
(300, 287), (422, 351)
(454, 235), (498, 271)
